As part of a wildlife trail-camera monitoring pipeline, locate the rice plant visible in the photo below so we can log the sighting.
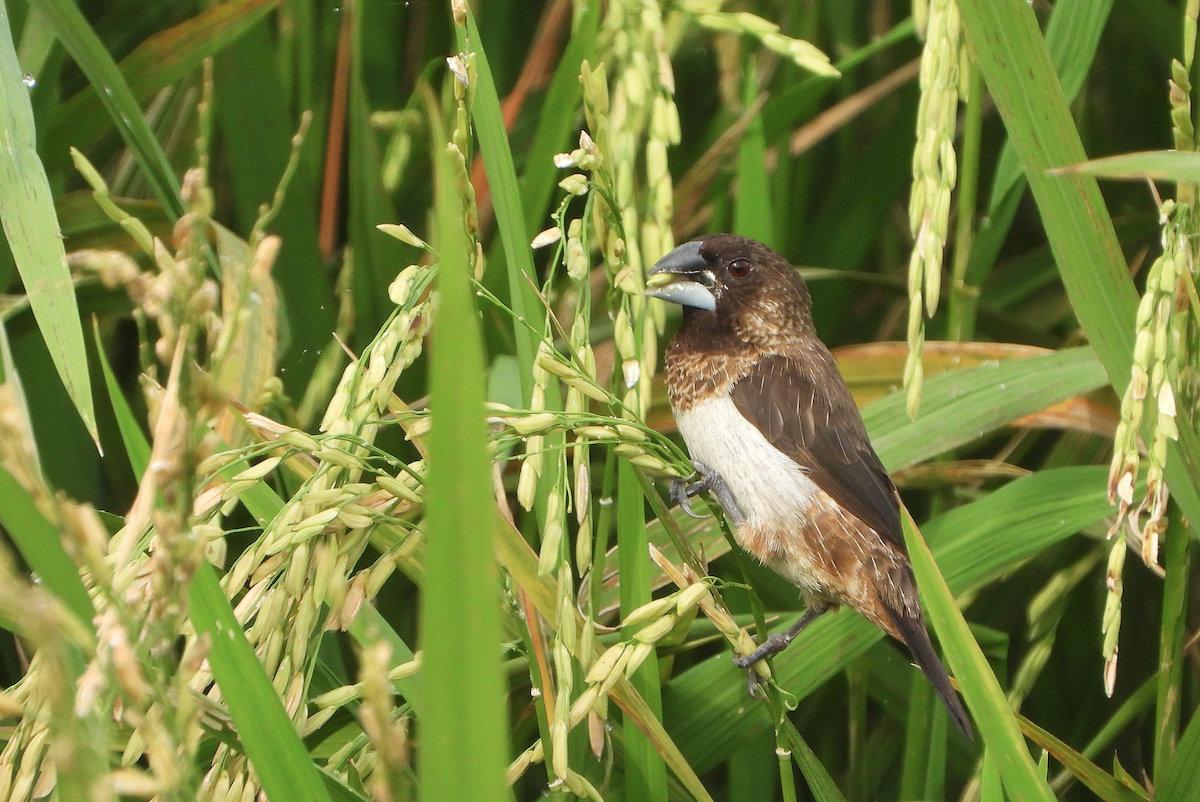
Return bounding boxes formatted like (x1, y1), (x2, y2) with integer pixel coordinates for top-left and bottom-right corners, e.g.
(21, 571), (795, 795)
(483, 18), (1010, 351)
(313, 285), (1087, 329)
(0, 1), (1197, 800)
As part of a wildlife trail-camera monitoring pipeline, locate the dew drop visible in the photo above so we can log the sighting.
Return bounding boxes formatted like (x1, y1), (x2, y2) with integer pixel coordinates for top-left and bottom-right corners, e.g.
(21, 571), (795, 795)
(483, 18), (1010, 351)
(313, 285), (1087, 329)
(21, 73), (35, 88)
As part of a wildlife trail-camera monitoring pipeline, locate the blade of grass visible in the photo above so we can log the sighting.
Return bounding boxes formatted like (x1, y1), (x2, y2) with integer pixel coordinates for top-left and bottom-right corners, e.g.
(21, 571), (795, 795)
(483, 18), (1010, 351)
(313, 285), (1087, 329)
(0, 4), (97, 445)
(16, 6), (54, 77)
(29, 0), (183, 218)
(1016, 712), (1149, 802)
(1158, 702), (1200, 802)
(903, 511), (1057, 802)
(868, 346), (1108, 471)
(347, 0), (410, 338)
(968, 0), (1115, 341)
(899, 676), (933, 798)
(779, 717), (848, 802)
(986, 0), (1115, 210)
(728, 731), (775, 802)
(457, 6), (541, 402)
(0, 464), (95, 629)
(923, 706), (949, 799)
(1051, 675), (1157, 794)
(734, 61), (775, 248)
(618, 461), (669, 802)
(418, 107), (508, 802)
(957, 0), (1200, 529)
(92, 317), (150, 478)
(1053, 150), (1200, 183)
(188, 562), (334, 802)
(40, 0), (279, 171)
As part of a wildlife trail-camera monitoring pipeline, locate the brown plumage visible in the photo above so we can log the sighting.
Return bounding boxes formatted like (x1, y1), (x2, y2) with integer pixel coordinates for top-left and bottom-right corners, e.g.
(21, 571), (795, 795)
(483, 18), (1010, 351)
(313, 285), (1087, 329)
(645, 234), (972, 740)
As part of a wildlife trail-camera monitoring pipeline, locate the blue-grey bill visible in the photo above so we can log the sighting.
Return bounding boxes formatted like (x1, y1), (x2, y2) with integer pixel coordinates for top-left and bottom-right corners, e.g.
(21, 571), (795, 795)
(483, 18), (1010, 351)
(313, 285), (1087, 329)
(643, 279), (717, 311)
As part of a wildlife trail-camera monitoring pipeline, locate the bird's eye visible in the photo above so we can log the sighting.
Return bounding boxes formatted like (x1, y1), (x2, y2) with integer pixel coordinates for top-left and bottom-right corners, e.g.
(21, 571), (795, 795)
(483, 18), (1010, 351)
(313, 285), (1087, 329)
(727, 258), (752, 278)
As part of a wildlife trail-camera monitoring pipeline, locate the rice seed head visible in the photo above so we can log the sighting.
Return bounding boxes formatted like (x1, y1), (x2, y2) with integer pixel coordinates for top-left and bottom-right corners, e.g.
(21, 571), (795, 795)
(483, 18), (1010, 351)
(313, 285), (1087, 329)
(622, 596), (675, 628)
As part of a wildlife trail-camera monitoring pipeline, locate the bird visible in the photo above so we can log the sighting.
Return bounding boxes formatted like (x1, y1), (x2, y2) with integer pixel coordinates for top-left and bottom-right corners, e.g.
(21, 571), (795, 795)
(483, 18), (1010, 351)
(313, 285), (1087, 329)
(644, 233), (972, 740)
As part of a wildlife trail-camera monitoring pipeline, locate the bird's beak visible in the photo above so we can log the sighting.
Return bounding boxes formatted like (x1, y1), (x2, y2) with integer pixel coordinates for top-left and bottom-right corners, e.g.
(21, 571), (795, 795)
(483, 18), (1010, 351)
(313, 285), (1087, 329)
(643, 241), (717, 311)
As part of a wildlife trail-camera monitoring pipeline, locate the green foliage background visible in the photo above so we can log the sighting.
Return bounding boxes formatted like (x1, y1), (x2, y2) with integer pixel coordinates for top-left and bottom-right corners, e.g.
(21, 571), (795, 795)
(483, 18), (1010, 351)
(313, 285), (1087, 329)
(0, 0), (1197, 801)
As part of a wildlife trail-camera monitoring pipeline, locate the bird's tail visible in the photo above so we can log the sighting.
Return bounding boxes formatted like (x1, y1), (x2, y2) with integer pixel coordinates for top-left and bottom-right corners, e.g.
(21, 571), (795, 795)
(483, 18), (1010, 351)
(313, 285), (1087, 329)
(886, 607), (973, 741)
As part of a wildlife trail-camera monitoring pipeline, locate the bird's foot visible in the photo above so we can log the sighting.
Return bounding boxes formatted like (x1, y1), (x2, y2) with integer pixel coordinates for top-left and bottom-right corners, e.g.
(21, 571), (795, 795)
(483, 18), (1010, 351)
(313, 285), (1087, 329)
(746, 668), (769, 699)
(732, 631), (795, 669)
(671, 462), (746, 523)
(731, 606), (827, 695)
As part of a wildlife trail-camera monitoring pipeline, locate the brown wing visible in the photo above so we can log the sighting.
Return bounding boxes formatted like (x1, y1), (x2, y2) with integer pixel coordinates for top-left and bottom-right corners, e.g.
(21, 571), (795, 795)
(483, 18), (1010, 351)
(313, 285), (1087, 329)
(729, 353), (904, 553)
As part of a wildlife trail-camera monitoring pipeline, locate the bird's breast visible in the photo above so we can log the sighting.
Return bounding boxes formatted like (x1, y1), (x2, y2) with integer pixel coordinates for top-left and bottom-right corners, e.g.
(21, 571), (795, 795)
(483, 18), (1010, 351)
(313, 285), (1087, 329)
(674, 393), (899, 616)
(674, 394), (820, 529)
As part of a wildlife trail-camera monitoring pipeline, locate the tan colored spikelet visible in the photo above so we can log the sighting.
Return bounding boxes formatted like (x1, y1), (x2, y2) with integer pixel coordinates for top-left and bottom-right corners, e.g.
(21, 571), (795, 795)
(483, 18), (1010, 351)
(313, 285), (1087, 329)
(903, 0), (965, 419)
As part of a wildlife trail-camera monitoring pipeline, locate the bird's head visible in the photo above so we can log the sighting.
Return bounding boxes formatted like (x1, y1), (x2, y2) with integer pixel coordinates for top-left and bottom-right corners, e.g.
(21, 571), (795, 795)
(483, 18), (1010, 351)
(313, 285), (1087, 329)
(644, 234), (813, 342)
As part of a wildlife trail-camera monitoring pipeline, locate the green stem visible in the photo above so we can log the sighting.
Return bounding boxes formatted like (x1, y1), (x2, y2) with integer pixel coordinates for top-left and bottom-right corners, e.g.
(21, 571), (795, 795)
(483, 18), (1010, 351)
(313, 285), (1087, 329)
(617, 461), (667, 802)
(947, 61), (985, 342)
(1153, 505), (1191, 782)
(899, 673), (933, 799)
(778, 728), (799, 802)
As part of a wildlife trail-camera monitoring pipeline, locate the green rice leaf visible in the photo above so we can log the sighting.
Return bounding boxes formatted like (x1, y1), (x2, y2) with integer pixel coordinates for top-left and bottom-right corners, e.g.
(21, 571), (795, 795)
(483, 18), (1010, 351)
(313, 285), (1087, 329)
(41, 0), (279, 171)
(0, 465), (94, 630)
(457, 7), (540, 402)
(1052, 150), (1200, 183)
(987, 0), (1114, 211)
(1159, 706), (1200, 802)
(957, 0), (1200, 530)
(93, 317), (150, 479)
(618, 461), (668, 801)
(0, 4), (97, 445)
(29, 0), (184, 219)
(904, 514), (1056, 802)
(868, 346), (1108, 470)
(734, 62), (774, 248)
(417, 102), (508, 802)
(1018, 713), (1149, 802)
(188, 562), (333, 802)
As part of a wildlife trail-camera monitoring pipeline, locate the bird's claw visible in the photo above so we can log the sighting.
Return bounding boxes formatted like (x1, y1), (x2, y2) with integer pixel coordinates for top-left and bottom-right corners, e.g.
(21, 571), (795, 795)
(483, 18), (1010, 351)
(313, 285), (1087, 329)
(672, 462), (747, 523)
(670, 477), (709, 519)
(746, 669), (768, 699)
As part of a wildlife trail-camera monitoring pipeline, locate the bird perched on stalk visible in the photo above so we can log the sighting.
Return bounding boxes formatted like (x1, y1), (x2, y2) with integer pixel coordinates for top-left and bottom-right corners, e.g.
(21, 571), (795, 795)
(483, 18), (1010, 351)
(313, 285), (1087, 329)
(644, 234), (972, 740)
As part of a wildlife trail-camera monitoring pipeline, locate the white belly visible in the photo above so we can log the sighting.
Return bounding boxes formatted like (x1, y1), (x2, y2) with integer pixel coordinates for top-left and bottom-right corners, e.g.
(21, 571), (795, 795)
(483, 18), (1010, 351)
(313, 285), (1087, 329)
(674, 394), (819, 528)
